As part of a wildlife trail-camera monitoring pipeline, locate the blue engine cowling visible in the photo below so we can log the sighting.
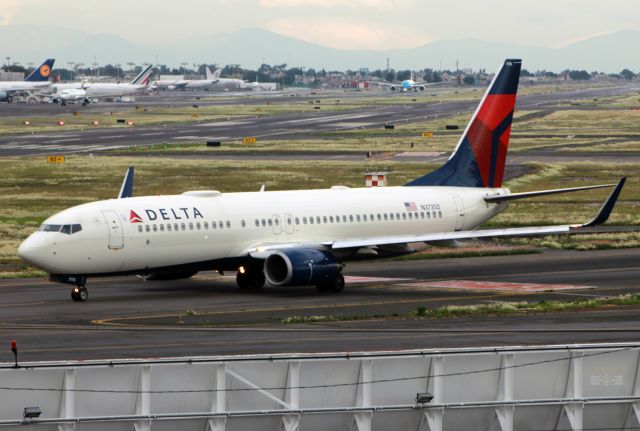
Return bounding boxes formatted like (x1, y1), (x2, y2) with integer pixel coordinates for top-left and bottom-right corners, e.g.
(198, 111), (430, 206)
(264, 249), (341, 286)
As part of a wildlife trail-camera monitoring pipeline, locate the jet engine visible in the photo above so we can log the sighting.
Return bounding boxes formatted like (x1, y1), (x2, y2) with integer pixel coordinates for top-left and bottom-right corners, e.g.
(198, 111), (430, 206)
(418, 85), (426, 91)
(264, 249), (341, 287)
(0, 91), (8, 102)
(389, 86), (397, 91)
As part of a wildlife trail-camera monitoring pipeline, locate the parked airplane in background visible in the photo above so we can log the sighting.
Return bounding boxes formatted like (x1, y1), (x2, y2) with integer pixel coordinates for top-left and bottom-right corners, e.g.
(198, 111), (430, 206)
(18, 59), (626, 301)
(0, 58), (55, 102)
(52, 65), (154, 105)
(378, 72), (441, 92)
(209, 68), (244, 89)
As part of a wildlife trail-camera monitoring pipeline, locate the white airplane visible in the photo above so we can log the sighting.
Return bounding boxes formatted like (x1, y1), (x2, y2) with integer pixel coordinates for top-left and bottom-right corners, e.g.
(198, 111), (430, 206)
(78, 65), (154, 99)
(378, 72), (441, 92)
(0, 58), (55, 102)
(209, 68), (245, 89)
(18, 59), (626, 302)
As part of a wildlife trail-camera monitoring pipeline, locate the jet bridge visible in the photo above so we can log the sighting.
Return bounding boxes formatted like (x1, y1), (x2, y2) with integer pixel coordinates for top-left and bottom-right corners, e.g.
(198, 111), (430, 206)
(1, 343), (639, 430)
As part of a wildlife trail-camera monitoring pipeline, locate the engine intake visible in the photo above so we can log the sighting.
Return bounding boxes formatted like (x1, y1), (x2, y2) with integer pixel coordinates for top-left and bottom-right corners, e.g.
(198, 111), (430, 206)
(264, 249), (341, 286)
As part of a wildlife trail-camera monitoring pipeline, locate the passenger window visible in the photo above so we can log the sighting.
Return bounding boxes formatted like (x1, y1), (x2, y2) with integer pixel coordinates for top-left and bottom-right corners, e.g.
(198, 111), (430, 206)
(138, 225), (143, 233)
(189, 222), (194, 230)
(268, 219), (273, 226)
(356, 215), (361, 222)
(384, 214), (388, 221)
(427, 212), (431, 219)
(181, 223), (186, 230)
(329, 216), (334, 223)
(390, 214), (394, 220)
(213, 221), (217, 229)
(432, 211), (436, 218)
(335, 216), (340, 224)
(349, 215), (354, 222)
(323, 216), (327, 223)
(226, 221), (231, 228)
(241, 220), (246, 228)
(310, 217), (314, 225)
(145, 225), (150, 232)
(219, 221), (224, 229)
(160, 224), (165, 232)
(438, 211), (442, 218)
(295, 217), (300, 225)
(153, 224), (158, 232)
(204, 222), (208, 229)
(303, 217), (307, 224)
(196, 222), (201, 230)
(255, 219), (259, 227)
(174, 223), (179, 231)
(421, 212), (425, 219)
(342, 215), (347, 222)
(261, 219), (266, 227)
(402, 213), (407, 220)
(287, 217), (292, 225)
(396, 213), (401, 219)
(274, 218), (279, 226)
(363, 215), (367, 222)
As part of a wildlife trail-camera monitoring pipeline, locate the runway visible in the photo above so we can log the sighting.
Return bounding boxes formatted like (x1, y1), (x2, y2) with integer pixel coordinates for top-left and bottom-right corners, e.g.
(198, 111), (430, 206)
(1, 248), (638, 362)
(0, 83), (636, 158)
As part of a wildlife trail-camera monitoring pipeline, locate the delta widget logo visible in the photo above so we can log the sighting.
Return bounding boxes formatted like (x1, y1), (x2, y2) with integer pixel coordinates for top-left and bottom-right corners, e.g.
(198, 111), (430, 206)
(129, 210), (143, 223)
(39, 64), (51, 78)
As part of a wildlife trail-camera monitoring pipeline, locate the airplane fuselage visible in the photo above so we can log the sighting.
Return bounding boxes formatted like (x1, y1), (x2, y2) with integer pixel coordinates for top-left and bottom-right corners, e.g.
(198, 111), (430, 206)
(19, 186), (507, 276)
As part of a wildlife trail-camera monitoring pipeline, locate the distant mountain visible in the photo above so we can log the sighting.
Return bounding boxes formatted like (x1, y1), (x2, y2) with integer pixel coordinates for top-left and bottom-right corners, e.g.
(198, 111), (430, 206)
(0, 25), (638, 72)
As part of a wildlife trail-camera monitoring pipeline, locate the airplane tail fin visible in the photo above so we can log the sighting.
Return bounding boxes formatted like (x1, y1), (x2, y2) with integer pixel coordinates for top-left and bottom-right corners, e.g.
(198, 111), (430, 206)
(211, 68), (221, 80)
(131, 64), (154, 85)
(25, 58), (55, 82)
(405, 59), (521, 188)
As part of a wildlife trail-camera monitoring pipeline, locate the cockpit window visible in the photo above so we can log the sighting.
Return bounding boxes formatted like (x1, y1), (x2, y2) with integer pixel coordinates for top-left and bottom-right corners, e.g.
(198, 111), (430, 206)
(39, 224), (82, 235)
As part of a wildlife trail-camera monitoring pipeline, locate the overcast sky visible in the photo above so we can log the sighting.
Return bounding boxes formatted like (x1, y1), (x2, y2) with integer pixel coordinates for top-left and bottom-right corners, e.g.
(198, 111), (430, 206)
(1, 0), (638, 50)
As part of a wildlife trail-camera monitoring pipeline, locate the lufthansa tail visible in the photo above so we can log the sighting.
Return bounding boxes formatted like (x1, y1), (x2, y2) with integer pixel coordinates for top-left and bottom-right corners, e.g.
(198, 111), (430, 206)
(406, 59), (521, 188)
(24, 58), (55, 82)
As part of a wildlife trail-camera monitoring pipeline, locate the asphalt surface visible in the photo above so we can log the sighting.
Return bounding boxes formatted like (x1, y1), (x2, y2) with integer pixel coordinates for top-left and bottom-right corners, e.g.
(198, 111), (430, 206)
(1, 248), (638, 363)
(0, 83), (637, 158)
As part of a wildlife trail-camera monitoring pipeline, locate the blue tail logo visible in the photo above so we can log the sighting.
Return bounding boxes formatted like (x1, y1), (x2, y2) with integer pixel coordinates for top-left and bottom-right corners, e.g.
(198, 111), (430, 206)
(406, 59), (521, 188)
(25, 58), (55, 82)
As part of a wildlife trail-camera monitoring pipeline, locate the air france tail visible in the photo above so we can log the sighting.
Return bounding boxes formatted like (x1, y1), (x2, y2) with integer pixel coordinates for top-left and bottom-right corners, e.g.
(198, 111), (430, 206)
(24, 58), (55, 82)
(406, 59), (521, 188)
(131, 64), (154, 86)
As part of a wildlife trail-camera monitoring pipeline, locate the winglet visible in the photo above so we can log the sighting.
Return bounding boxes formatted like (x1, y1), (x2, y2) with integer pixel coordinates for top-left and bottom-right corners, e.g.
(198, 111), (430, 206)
(118, 166), (135, 199)
(580, 177), (626, 227)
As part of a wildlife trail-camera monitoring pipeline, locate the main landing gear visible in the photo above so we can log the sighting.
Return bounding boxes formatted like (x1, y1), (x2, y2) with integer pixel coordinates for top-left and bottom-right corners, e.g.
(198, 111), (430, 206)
(71, 286), (88, 302)
(236, 266), (266, 290)
(316, 273), (345, 293)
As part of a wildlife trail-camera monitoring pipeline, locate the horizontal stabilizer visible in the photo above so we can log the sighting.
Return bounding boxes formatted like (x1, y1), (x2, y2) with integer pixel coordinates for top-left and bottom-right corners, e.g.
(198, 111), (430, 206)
(118, 166), (135, 199)
(485, 183), (617, 203)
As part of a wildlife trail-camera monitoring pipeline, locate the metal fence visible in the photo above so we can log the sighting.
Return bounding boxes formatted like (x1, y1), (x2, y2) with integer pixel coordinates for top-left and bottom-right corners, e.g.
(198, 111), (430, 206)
(1, 343), (639, 430)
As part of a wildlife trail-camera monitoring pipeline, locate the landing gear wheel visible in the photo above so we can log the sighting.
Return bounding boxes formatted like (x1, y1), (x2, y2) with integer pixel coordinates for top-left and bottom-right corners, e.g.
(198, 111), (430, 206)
(251, 272), (266, 290)
(236, 272), (251, 290)
(329, 274), (345, 292)
(71, 286), (88, 302)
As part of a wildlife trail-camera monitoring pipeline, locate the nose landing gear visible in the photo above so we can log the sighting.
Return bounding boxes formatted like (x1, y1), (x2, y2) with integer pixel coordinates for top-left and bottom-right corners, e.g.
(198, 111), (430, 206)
(71, 286), (88, 302)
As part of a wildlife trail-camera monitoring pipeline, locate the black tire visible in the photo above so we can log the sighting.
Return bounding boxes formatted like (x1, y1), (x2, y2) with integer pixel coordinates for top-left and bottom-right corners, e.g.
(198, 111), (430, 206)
(329, 274), (345, 293)
(251, 271), (266, 289)
(79, 287), (89, 301)
(236, 271), (251, 289)
(316, 283), (329, 293)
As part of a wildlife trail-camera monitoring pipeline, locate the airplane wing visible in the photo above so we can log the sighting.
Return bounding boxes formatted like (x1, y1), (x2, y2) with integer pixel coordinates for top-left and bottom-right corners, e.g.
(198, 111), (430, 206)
(248, 177), (625, 257)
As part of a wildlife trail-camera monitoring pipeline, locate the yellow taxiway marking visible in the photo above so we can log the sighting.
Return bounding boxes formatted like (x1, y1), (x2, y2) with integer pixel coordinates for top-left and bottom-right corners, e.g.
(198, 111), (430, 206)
(93, 292), (512, 327)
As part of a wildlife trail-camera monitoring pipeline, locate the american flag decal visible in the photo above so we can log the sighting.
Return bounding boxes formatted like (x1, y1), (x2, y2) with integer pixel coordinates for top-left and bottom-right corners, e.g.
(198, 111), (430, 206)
(404, 202), (417, 211)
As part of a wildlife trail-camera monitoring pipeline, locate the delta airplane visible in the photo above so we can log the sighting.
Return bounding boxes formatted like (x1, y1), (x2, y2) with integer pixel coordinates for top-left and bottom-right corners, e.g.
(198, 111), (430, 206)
(18, 59), (626, 302)
(0, 58), (55, 102)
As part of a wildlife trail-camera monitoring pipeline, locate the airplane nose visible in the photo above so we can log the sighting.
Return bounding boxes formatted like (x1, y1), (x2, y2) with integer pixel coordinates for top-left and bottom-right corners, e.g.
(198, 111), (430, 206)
(17, 235), (47, 269)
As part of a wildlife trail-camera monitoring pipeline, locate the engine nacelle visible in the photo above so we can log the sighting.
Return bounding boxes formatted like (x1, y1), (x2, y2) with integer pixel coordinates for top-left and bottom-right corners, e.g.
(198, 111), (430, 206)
(390, 86), (397, 91)
(0, 91), (8, 102)
(418, 85), (425, 91)
(264, 249), (341, 286)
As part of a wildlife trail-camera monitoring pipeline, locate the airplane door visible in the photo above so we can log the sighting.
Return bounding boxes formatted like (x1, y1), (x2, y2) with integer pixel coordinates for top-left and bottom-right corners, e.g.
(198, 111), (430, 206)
(102, 210), (124, 249)
(272, 214), (282, 235)
(452, 196), (465, 231)
(284, 213), (295, 234)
